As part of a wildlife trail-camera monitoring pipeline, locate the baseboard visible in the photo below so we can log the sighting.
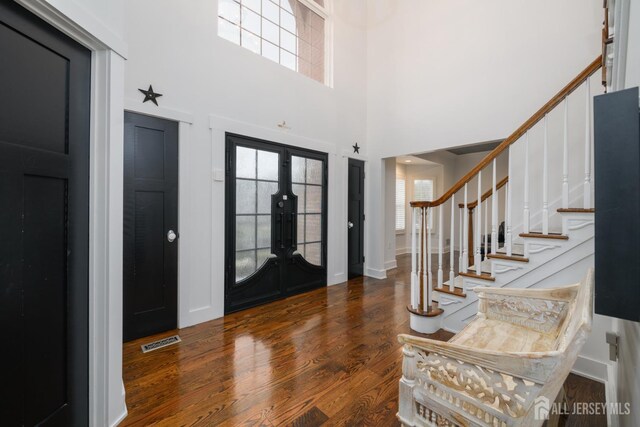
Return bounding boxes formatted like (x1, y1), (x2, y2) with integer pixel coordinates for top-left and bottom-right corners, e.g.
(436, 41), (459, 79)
(384, 259), (397, 270)
(110, 403), (128, 427)
(605, 363), (619, 427)
(571, 354), (609, 383)
(396, 247), (408, 256)
(329, 272), (347, 286)
(365, 267), (387, 280)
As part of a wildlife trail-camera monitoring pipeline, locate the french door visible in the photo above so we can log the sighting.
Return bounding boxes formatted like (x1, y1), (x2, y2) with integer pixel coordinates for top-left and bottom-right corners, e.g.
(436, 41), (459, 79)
(225, 134), (328, 313)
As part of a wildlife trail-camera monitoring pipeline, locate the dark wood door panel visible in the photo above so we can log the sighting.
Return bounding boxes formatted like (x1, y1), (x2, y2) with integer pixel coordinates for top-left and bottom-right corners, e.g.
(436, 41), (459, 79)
(123, 112), (178, 341)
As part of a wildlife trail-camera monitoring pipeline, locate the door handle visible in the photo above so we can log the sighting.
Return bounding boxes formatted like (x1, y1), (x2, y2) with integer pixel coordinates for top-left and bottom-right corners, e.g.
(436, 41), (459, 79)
(348, 221), (354, 229)
(167, 230), (177, 242)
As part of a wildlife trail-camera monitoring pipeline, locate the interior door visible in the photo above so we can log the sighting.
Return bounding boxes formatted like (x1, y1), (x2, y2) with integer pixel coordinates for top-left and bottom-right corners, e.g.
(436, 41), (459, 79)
(348, 158), (365, 279)
(225, 134), (327, 313)
(0, 2), (91, 425)
(123, 112), (179, 342)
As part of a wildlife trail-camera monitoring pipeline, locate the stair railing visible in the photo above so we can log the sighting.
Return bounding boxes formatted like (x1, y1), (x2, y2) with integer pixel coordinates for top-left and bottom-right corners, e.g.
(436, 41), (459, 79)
(408, 56), (602, 316)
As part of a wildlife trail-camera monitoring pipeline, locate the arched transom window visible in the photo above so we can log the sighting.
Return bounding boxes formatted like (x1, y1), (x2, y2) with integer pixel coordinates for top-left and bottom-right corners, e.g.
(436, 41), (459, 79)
(218, 0), (328, 84)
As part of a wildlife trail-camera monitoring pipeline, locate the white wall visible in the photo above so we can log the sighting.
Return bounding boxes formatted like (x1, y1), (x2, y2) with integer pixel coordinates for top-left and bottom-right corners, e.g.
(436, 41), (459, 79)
(366, 0), (602, 159)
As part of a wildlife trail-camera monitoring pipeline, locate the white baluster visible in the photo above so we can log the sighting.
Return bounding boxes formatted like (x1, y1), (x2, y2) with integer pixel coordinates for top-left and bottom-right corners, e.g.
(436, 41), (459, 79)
(584, 78), (592, 208)
(411, 207), (418, 309)
(450, 195), (455, 285)
(523, 131), (530, 233)
(483, 199), (488, 260)
(418, 207), (423, 310)
(543, 115), (549, 234)
(491, 159), (497, 254)
(562, 97), (569, 209)
(427, 207), (433, 299)
(420, 208), (431, 311)
(438, 204), (443, 289)
(475, 172), (482, 274)
(458, 206), (463, 274)
(463, 184), (468, 271)
(506, 147), (513, 256)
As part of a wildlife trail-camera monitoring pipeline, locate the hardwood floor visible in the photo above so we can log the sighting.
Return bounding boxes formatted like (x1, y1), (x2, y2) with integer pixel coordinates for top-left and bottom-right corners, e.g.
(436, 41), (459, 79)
(122, 255), (605, 426)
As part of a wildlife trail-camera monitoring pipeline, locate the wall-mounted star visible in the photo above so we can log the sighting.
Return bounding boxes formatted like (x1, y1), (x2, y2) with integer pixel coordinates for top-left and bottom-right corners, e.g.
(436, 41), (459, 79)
(353, 143), (360, 154)
(138, 85), (163, 106)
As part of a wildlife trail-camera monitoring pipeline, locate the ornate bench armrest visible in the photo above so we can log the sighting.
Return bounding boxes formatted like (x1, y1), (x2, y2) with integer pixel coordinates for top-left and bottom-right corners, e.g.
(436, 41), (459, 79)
(398, 334), (559, 384)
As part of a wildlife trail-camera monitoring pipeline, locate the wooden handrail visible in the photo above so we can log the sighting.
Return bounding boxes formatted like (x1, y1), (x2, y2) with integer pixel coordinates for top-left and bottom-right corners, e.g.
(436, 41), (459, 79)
(458, 176), (508, 210)
(411, 55), (602, 209)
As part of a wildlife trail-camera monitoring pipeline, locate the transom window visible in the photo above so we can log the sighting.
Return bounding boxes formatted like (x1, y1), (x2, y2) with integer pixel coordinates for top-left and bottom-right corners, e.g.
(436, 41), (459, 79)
(218, 0), (327, 84)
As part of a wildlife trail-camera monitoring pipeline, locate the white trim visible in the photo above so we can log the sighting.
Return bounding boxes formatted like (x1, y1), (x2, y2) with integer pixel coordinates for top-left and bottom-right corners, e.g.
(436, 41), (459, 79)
(571, 355), (609, 383)
(16, 0), (127, 57)
(14, 2), (129, 426)
(364, 267), (387, 280)
(124, 98), (194, 124)
(612, 0), (631, 92)
(384, 259), (398, 270)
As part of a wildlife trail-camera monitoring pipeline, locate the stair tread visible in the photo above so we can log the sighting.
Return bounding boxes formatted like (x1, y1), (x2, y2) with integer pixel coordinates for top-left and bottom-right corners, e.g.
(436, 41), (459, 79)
(487, 253), (529, 262)
(557, 208), (595, 213)
(434, 284), (467, 298)
(519, 231), (569, 240)
(459, 270), (495, 281)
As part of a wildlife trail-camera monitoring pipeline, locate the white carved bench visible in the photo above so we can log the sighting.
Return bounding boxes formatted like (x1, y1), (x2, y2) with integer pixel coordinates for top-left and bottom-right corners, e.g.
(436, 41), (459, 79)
(397, 268), (594, 427)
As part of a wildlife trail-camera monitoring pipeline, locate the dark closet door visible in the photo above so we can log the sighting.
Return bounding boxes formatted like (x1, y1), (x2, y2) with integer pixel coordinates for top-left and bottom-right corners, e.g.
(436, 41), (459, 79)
(348, 159), (365, 279)
(0, 2), (91, 425)
(225, 134), (327, 313)
(123, 113), (179, 342)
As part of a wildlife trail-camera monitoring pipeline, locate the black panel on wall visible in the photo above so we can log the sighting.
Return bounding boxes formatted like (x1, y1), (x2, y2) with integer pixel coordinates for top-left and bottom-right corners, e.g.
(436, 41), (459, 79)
(593, 86), (640, 322)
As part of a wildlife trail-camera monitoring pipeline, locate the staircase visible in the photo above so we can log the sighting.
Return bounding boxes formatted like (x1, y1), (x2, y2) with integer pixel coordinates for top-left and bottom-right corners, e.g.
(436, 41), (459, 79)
(407, 56), (603, 334)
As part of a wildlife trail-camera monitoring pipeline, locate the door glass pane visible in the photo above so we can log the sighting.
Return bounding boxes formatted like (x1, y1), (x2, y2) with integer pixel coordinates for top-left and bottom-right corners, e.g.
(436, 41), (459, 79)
(256, 215), (271, 248)
(235, 146), (280, 282)
(236, 250), (256, 281)
(291, 155), (324, 266)
(236, 216), (256, 250)
(257, 150), (279, 180)
(306, 159), (323, 184)
(236, 179), (257, 214)
(257, 181), (278, 214)
(236, 146), (256, 179)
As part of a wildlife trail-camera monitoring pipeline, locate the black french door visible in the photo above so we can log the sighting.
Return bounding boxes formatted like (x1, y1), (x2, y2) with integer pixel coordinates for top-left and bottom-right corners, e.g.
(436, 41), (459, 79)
(225, 134), (328, 313)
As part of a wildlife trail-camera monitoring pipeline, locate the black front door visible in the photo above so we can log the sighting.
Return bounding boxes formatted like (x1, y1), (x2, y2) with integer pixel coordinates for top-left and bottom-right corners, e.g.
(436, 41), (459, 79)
(0, 2), (91, 425)
(348, 158), (365, 279)
(225, 134), (328, 313)
(123, 112), (179, 341)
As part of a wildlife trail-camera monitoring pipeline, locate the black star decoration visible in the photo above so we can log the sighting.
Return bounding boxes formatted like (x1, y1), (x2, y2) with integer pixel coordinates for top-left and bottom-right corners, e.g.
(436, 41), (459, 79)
(353, 143), (360, 154)
(138, 85), (162, 106)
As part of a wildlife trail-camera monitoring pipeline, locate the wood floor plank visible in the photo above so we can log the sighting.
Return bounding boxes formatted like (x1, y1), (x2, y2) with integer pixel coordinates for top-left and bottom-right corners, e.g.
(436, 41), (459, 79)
(121, 254), (605, 427)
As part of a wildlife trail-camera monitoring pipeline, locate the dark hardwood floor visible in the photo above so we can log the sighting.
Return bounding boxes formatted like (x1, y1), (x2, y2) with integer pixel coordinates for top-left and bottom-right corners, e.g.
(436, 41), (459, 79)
(121, 255), (605, 426)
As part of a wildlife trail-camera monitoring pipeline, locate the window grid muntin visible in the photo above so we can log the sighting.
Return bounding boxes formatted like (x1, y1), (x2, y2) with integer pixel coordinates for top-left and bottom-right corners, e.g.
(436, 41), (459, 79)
(292, 155), (324, 265)
(218, 0), (326, 83)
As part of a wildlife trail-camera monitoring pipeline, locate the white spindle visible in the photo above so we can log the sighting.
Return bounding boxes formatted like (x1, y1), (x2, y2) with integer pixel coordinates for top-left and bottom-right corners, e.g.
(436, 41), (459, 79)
(562, 98), (569, 209)
(463, 184), (468, 271)
(542, 115), (549, 234)
(584, 78), (592, 208)
(437, 204), (443, 288)
(411, 207), (418, 308)
(506, 146), (513, 256)
(418, 207), (423, 310)
(483, 199), (488, 260)
(491, 159), (497, 254)
(422, 208), (428, 311)
(450, 195), (455, 285)
(523, 131), (530, 233)
(475, 172), (482, 274)
(427, 208), (433, 297)
(458, 206), (463, 274)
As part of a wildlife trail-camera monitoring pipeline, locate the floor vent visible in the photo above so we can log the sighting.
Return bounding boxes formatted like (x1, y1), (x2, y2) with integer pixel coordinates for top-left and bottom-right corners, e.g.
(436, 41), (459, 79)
(141, 335), (181, 353)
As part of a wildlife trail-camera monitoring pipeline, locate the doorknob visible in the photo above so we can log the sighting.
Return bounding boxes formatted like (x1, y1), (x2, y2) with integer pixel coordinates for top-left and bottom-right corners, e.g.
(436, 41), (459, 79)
(348, 221), (354, 229)
(167, 230), (177, 242)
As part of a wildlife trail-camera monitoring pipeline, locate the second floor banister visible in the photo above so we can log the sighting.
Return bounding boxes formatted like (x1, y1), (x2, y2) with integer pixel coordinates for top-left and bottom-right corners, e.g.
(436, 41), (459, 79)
(407, 55), (602, 319)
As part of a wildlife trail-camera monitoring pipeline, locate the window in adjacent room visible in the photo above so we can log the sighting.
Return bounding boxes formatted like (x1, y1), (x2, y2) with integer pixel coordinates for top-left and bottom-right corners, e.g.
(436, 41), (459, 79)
(218, 0), (328, 84)
(413, 179), (435, 229)
(395, 178), (405, 232)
